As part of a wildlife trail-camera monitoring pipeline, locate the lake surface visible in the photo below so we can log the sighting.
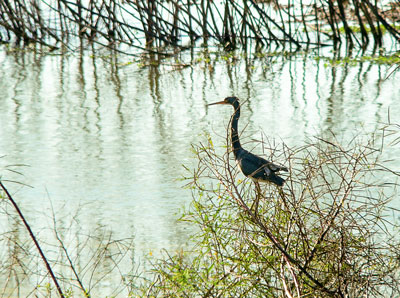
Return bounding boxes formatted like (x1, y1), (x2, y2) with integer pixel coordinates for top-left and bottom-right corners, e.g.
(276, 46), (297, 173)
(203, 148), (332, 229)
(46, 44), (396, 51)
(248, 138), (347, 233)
(0, 46), (399, 295)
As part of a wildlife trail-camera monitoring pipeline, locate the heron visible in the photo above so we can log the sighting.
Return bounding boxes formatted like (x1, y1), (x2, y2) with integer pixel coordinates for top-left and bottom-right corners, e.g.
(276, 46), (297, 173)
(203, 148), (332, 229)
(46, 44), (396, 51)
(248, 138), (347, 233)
(207, 96), (288, 187)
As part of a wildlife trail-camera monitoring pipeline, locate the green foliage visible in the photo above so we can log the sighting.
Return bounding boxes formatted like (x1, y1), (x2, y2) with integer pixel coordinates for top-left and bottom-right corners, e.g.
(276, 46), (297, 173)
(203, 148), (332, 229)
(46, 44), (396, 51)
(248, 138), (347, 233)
(337, 24), (400, 35)
(316, 53), (400, 67)
(138, 131), (400, 297)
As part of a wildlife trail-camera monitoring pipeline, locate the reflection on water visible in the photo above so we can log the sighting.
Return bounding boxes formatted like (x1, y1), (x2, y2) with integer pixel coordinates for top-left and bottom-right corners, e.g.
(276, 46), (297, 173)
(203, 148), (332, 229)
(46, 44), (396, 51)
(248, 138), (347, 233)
(0, 47), (399, 294)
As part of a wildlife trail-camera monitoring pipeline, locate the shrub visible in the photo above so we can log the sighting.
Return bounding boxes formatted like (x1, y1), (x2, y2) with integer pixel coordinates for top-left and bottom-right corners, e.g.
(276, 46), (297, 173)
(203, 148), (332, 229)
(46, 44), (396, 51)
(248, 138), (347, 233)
(139, 130), (400, 297)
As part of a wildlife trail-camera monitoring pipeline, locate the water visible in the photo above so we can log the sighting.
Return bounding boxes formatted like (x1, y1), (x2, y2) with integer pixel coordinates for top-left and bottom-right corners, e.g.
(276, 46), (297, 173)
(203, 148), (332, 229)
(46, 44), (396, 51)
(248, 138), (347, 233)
(0, 47), (399, 295)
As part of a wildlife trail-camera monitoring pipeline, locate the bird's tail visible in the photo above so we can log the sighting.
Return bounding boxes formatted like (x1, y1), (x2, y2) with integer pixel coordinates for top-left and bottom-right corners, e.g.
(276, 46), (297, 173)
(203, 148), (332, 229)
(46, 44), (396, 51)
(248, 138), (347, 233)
(271, 174), (285, 187)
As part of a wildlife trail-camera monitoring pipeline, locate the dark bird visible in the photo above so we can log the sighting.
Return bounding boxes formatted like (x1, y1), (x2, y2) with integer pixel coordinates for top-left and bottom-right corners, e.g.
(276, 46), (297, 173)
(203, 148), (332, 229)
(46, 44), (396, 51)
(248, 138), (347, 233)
(207, 96), (288, 186)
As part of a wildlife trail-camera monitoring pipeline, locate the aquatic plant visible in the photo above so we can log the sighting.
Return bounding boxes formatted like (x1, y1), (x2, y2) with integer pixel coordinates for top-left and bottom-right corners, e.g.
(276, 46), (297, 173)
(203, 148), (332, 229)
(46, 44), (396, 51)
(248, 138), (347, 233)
(0, 186), (137, 298)
(0, 0), (399, 54)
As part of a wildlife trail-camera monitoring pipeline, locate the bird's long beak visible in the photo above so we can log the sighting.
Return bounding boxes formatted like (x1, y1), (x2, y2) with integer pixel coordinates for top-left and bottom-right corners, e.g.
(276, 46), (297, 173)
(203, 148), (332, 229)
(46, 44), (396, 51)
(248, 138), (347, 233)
(207, 100), (227, 106)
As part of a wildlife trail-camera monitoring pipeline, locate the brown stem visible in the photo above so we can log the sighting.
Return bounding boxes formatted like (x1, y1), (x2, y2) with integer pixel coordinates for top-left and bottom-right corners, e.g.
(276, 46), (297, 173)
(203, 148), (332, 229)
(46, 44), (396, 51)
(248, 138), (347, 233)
(0, 181), (65, 298)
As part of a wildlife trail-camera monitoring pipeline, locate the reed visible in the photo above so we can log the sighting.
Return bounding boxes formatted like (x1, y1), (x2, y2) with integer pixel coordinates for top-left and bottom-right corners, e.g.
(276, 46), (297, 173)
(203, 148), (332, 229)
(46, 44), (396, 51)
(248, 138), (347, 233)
(0, 0), (399, 54)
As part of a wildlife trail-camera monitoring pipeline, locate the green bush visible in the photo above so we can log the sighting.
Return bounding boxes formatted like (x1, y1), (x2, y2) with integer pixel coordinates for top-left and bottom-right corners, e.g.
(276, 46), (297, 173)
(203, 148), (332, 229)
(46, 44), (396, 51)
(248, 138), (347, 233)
(139, 131), (400, 297)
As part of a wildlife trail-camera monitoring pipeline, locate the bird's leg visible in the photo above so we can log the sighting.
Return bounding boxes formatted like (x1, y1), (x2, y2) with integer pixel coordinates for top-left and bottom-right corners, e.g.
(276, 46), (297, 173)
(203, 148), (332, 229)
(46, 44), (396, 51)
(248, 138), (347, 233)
(277, 186), (285, 199)
(250, 181), (262, 216)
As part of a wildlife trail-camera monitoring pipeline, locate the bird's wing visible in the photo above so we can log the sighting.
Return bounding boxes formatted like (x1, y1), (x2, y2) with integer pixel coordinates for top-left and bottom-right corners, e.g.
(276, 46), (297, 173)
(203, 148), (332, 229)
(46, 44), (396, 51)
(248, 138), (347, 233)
(238, 151), (287, 177)
(267, 162), (288, 172)
(251, 154), (287, 173)
(237, 151), (265, 177)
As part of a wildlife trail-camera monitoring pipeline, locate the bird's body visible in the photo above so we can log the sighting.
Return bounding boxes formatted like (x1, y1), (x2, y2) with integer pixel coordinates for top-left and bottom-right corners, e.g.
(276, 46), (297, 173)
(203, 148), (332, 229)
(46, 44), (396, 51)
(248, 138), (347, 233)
(235, 148), (287, 186)
(208, 96), (287, 186)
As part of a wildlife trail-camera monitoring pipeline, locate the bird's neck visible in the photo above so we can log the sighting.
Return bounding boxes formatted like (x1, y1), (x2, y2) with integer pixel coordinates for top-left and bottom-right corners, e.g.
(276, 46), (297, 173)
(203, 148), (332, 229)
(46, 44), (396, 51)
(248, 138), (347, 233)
(230, 104), (241, 155)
